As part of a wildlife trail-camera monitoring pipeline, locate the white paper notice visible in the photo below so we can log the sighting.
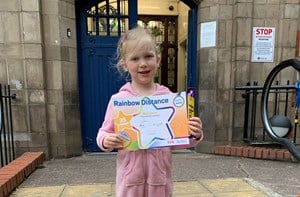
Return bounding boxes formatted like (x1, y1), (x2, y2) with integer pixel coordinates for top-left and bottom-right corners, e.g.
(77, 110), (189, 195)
(200, 21), (216, 48)
(251, 27), (275, 62)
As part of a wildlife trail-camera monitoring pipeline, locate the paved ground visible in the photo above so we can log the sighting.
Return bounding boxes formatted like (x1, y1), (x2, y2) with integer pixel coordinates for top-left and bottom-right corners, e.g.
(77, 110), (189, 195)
(9, 150), (300, 197)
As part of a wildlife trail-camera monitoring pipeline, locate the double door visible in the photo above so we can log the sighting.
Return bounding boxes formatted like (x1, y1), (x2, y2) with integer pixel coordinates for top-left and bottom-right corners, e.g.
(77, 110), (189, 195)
(138, 15), (178, 92)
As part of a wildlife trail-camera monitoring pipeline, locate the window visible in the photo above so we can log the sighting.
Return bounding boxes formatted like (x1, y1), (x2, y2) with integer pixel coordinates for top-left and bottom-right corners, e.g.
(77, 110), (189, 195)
(138, 15), (178, 91)
(86, 0), (129, 36)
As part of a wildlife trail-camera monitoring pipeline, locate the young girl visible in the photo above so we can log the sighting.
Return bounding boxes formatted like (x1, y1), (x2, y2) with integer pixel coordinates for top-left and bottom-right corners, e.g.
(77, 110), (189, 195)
(96, 26), (203, 197)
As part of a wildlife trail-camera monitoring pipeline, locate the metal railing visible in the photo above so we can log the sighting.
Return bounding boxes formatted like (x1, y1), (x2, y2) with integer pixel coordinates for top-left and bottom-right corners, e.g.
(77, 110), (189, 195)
(235, 81), (297, 145)
(0, 84), (16, 167)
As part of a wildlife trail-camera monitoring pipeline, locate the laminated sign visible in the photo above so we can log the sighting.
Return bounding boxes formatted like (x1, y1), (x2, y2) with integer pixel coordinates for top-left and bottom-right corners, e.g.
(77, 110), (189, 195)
(112, 92), (189, 150)
(251, 27), (275, 62)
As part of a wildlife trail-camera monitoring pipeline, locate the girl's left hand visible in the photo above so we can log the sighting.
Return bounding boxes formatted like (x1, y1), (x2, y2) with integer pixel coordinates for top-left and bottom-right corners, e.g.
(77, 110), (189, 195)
(188, 117), (203, 140)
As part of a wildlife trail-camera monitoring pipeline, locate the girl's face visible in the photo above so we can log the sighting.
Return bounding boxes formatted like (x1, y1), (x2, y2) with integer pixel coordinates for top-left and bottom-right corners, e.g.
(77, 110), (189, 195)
(123, 40), (160, 86)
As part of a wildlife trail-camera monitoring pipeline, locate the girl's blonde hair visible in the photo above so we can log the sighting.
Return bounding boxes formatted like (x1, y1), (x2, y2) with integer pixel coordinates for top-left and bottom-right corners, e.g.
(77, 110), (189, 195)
(115, 26), (160, 79)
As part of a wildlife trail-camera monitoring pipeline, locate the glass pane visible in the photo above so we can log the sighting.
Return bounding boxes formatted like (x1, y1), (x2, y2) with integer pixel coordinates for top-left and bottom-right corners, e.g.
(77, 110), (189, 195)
(137, 20), (147, 28)
(98, 1), (106, 15)
(168, 21), (176, 44)
(147, 21), (164, 44)
(87, 17), (97, 35)
(120, 0), (128, 15)
(108, 0), (118, 15)
(99, 17), (108, 36)
(97, 4), (117, 15)
(110, 18), (118, 36)
(87, 5), (97, 15)
(155, 68), (161, 84)
(168, 48), (175, 86)
(120, 18), (129, 35)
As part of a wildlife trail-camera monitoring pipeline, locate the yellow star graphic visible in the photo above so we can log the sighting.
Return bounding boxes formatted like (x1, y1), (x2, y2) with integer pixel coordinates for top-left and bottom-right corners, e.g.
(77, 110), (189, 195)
(114, 110), (132, 131)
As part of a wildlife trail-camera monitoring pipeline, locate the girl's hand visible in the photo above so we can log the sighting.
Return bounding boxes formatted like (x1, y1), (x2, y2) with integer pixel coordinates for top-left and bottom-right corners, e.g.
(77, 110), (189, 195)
(103, 133), (123, 149)
(188, 117), (203, 140)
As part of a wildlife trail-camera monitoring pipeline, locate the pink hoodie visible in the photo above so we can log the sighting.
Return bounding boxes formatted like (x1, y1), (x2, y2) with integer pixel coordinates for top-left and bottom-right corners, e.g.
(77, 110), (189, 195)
(96, 82), (202, 197)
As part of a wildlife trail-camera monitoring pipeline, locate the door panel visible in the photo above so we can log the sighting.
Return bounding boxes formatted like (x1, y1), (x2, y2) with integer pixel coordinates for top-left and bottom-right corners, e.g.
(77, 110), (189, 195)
(79, 46), (121, 150)
(77, 0), (137, 151)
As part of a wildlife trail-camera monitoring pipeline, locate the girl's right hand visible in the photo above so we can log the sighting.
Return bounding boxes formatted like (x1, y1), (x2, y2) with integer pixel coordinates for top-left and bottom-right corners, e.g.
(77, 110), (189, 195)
(103, 133), (123, 149)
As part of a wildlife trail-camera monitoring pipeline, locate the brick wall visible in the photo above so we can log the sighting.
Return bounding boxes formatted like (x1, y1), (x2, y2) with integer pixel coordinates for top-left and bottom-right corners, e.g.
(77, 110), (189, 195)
(214, 145), (293, 162)
(0, 152), (45, 197)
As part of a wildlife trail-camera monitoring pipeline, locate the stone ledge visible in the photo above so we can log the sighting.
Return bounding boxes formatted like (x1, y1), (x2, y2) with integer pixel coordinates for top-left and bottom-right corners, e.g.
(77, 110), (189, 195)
(0, 152), (45, 197)
(214, 145), (293, 162)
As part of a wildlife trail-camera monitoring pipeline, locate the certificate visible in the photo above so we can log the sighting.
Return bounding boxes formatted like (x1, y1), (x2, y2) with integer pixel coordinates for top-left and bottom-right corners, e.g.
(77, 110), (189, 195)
(112, 92), (190, 150)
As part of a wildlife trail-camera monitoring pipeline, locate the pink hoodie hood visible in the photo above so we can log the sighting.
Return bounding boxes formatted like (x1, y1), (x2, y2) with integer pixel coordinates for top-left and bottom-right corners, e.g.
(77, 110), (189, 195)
(114, 82), (171, 98)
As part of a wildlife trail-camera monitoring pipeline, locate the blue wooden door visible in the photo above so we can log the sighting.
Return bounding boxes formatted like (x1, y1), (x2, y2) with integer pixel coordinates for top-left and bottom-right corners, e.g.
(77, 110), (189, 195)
(76, 0), (137, 151)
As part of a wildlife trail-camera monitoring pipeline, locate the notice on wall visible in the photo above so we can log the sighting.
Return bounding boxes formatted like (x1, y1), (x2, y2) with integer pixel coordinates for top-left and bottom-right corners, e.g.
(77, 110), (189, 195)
(200, 21), (216, 48)
(251, 27), (275, 62)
